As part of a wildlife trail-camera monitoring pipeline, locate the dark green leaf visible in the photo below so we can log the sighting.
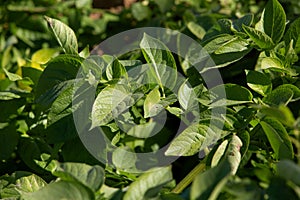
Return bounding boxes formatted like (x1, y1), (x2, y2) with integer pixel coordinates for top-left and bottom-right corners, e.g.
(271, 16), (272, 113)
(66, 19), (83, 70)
(0, 124), (18, 161)
(232, 14), (254, 32)
(262, 87), (293, 106)
(260, 117), (293, 159)
(284, 18), (300, 53)
(35, 55), (82, 100)
(263, 0), (286, 43)
(190, 160), (231, 200)
(277, 160), (300, 186)
(246, 70), (272, 96)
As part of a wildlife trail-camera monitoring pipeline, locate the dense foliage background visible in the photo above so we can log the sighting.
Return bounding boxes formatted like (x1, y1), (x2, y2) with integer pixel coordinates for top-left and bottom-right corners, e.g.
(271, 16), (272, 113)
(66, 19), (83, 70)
(0, 0), (300, 199)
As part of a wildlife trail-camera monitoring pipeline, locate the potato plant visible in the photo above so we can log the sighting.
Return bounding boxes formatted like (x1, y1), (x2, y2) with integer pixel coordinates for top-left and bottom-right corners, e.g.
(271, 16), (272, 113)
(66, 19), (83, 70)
(0, 0), (300, 199)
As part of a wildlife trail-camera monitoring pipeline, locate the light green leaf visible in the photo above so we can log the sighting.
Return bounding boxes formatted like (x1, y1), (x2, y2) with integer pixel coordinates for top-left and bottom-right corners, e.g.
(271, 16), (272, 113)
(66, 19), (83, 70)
(140, 33), (177, 91)
(131, 2), (151, 21)
(22, 181), (94, 200)
(44, 16), (78, 55)
(187, 22), (206, 40)
(263, 0), (286, 43)
(260, 117), (293, 159)
(31, 48), (59, 69)
(190, 160), (231, 200)
(144, 87), (161, 118)
(112, 147), (137, 172)
(123, 166), (172, 200)
(208, 84), (253, 107)
(243, 25), (275, 50)
(52, 162), (105, 192)
(204, 35), (251, 69)
(246, 70), (272, 96)
(91, 84), (140, 128)
(106, 58), (127, 81)
(15, 174), (47, 194)
(261, 57), (289, 74)
(226, 135), (243, 175)
(178, 80), (198, 111)
(0, 92), (21, 100)
(211, 140), (228, 167)
(3, 67), (22, 81)
(165, 123), (220, 156)
(79, 45), (90, 58)
(214, 37), (249, 54)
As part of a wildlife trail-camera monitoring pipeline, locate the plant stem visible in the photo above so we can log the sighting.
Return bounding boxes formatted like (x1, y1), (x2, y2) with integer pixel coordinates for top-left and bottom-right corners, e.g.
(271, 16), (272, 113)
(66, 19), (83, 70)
(172, 158), (206, 194)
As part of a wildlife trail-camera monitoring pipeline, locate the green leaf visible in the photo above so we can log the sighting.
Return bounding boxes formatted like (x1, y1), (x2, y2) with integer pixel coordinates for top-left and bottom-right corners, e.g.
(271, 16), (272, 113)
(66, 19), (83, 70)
(140, 33), (177, 91)
(204, 35), (251, 69)
(187, 22), (206, 40)
(123, 166), (172, 200)
(144, 87), (161, 118)
(211, 140), (228, 167)
(52, 162), (105, 192)
(284, 18), (300, 53)
(190, 160), (231, 200)
(31, 48), (59, 69)
(131, 2), (151, 21)
(44, 16), (78, 55)
(260, 117), (293, 159)
(262, 87), (293, 106)
(246, 70), (272, 96)
(91, 84), (140, 128)
(165, 123), (220, 156)
(153, 0), (174, 13)
(18, 138), (52, 173)
(106, 58), (127, 81)
(178, 81), (200, 111)
(0, 124), (18, 161)
(243, 25), (275, 50)
(112, 147), (137, 172)
(3, 67), (22, 81)
(22, 181), (94, 200)
(0, 92), (21, 100)
(15, 174), (47, 194)
(232, 14), (254, 32)
(35, 55), (82, 100)
(208, 84), (253, 107)
(263, 0), (286, 43)
(260, 57), (290, 74)
(260, 105), (295, 127)
(226, 135), (243, 175)
(277, 160), (300, 186)
(276, 84), (300, 102)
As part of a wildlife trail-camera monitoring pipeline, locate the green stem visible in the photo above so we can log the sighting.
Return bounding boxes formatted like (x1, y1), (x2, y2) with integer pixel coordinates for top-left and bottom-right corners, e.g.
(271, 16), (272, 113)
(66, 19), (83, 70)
(172, 158), (207, 194)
